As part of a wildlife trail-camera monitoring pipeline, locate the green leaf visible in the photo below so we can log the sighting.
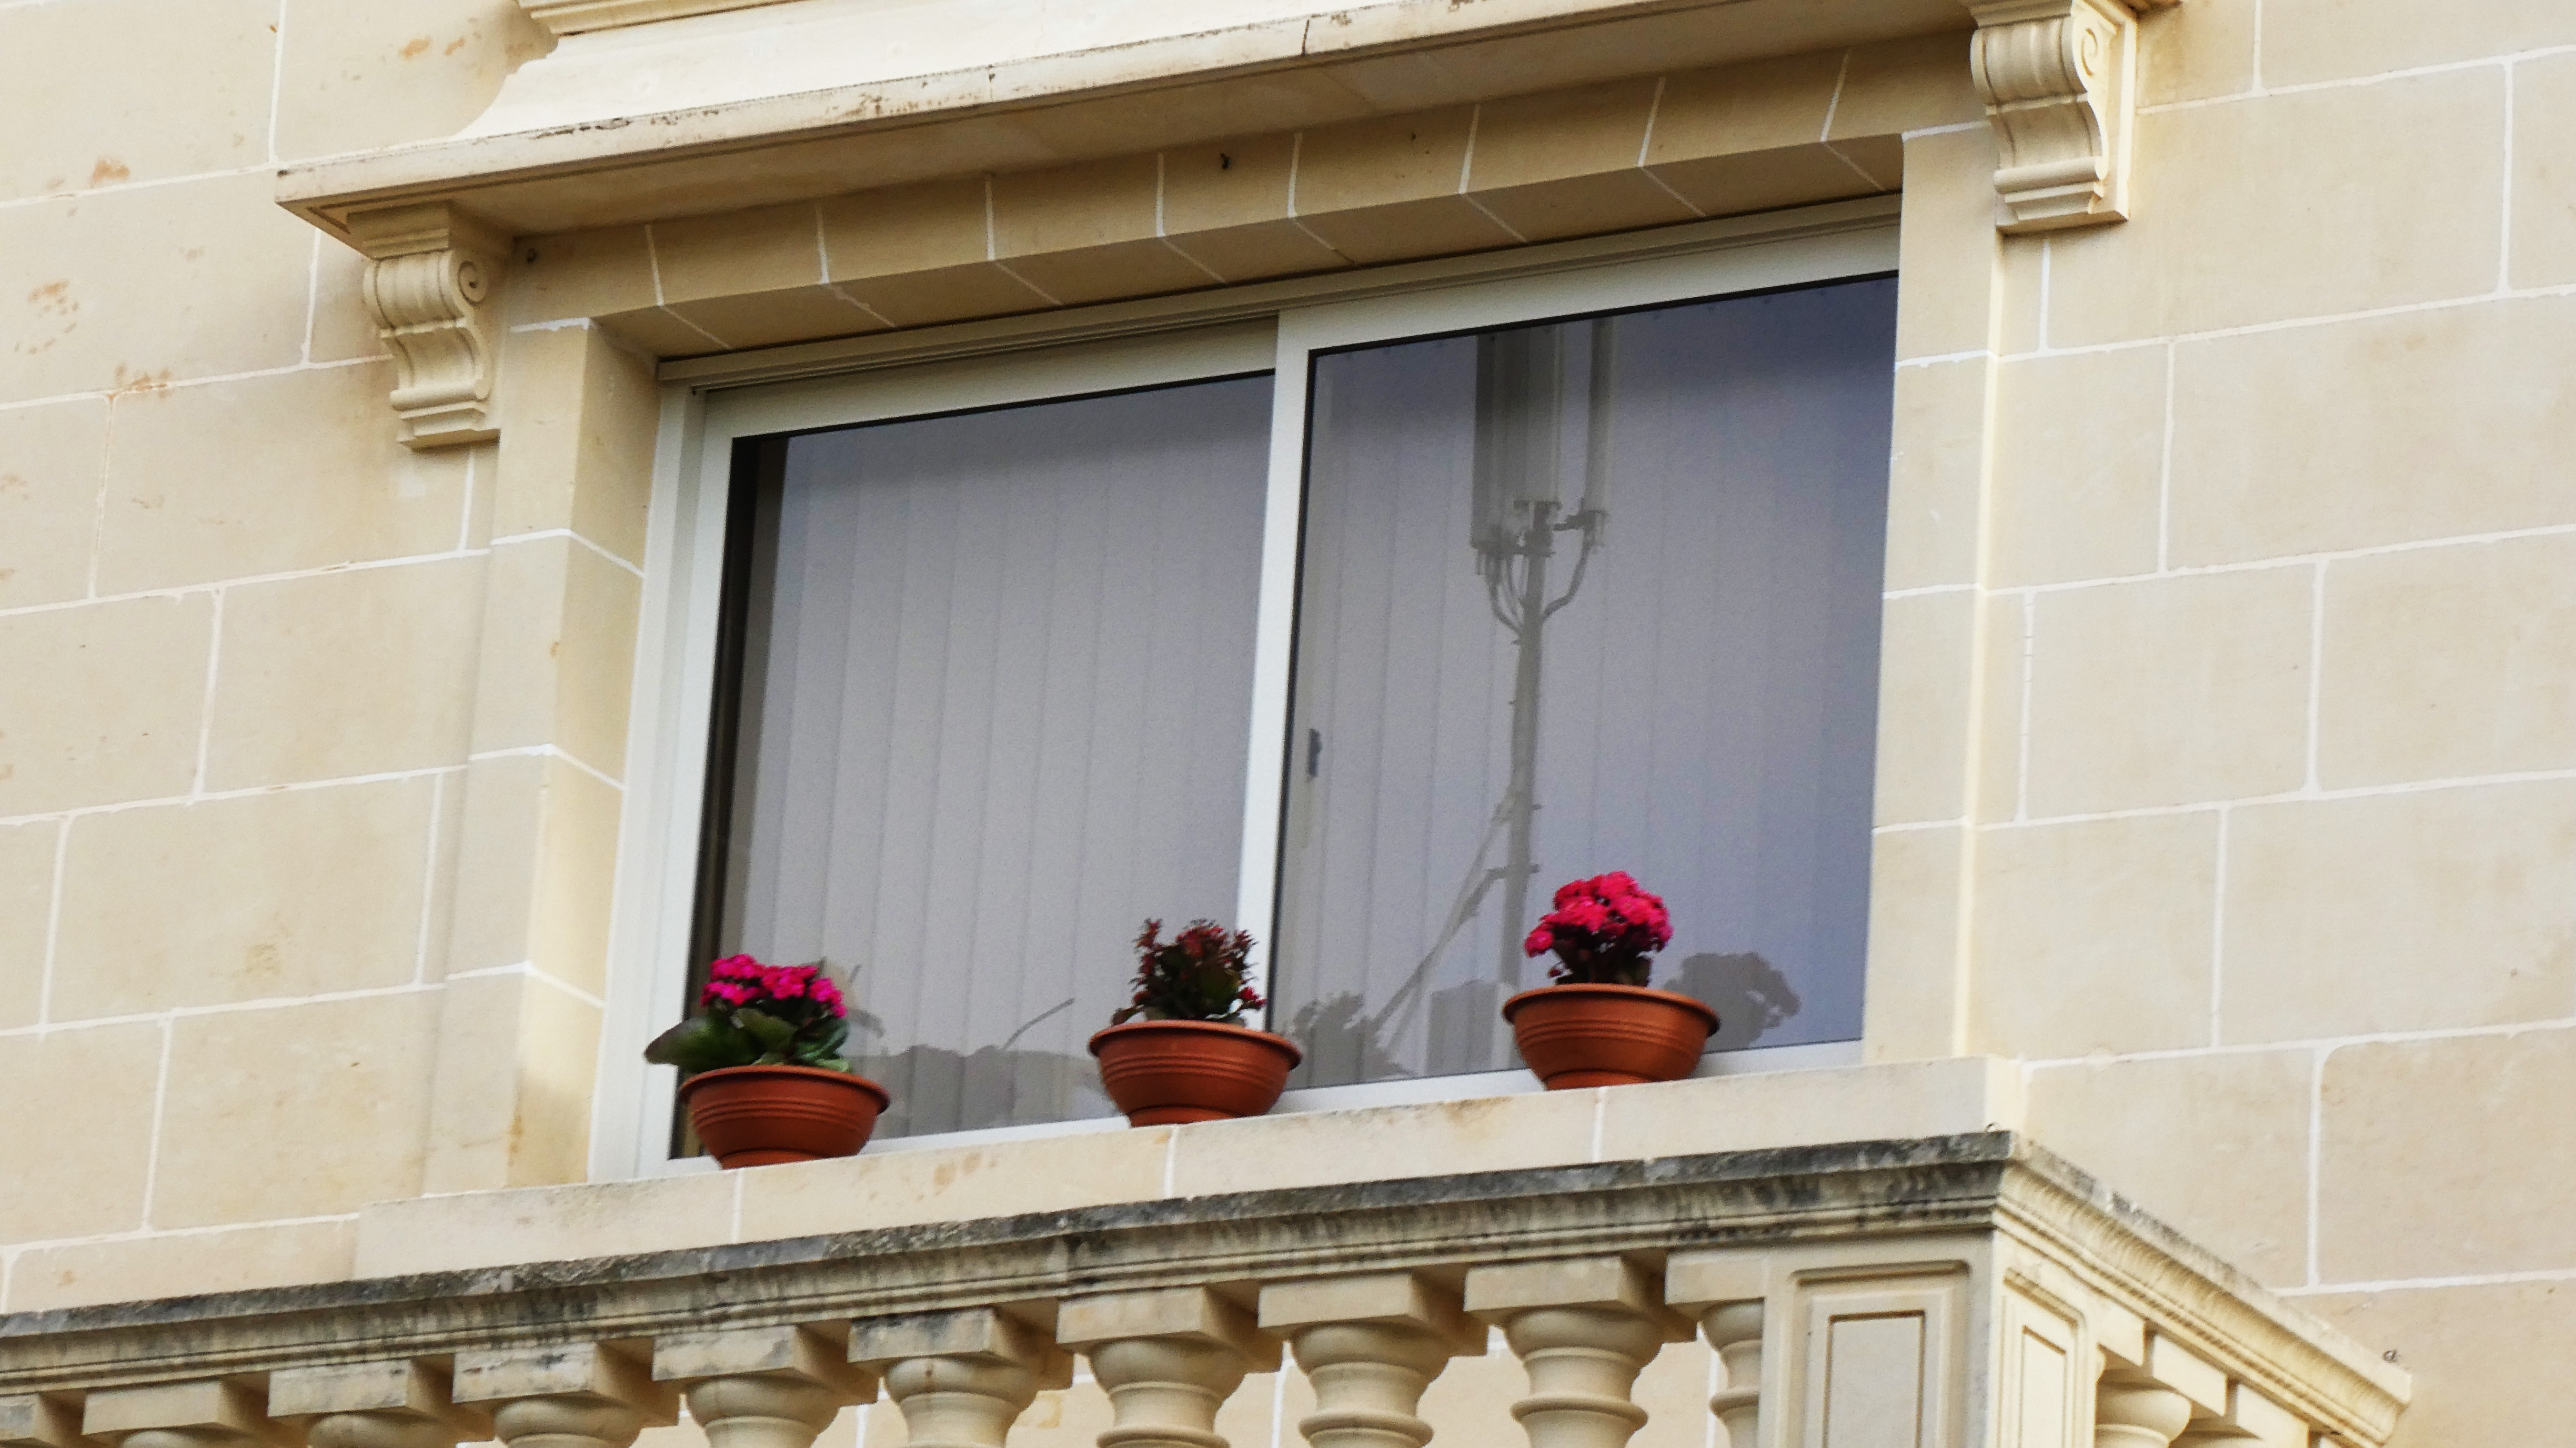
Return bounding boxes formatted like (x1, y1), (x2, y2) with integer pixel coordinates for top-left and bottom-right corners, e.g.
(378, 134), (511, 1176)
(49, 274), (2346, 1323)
(735, 1008), (796, 1050)
(808, 1014), (850, 1056)
(642, 1014), (752, 1073)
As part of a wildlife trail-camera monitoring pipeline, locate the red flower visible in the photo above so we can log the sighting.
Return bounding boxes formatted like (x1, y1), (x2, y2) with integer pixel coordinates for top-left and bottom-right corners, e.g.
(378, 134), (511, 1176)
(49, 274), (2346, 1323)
(1524, 873), (1674, 984)
(695, 957), (847, 1018)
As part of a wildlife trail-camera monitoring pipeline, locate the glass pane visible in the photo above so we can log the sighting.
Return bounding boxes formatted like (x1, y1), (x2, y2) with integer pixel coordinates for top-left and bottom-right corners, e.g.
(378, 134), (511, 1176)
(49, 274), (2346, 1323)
(710, 375), (1273, 1138)
(1273, 279), (1896, 1088)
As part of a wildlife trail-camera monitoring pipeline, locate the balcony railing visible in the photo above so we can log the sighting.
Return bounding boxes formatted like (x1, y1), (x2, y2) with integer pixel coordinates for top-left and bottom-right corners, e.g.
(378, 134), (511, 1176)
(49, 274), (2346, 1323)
(0, 1134), (2403, 1448)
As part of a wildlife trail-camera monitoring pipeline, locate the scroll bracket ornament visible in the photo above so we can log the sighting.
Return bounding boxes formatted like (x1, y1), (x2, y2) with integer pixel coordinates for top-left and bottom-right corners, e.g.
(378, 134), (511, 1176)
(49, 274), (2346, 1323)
(1967, 0), (2178, 232)
(349, 202), (509, 449)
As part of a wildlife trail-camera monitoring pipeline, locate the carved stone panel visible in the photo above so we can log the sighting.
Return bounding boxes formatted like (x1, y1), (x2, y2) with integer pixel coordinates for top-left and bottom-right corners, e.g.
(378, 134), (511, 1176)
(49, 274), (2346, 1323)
(1784, 1269), (1968, 1448)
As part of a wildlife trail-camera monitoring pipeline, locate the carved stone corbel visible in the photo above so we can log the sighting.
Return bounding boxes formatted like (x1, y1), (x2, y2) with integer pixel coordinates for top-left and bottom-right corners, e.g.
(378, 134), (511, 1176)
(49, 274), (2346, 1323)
(347, 203), (509, 449)
(1966, 0), (2178, 232)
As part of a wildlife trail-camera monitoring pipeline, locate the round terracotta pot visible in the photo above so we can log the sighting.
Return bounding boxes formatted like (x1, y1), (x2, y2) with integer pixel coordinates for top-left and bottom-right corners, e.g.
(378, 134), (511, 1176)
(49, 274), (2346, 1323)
(677, 1063), (891, 1168)
(1088, 1019), (1304, 1125)
(1501, 983), (1720, 1089)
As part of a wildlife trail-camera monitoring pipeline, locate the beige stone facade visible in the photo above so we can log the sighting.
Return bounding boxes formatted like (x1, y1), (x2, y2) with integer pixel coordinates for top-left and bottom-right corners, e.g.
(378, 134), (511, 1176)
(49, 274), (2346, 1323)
(2, 0), (2571, 1443)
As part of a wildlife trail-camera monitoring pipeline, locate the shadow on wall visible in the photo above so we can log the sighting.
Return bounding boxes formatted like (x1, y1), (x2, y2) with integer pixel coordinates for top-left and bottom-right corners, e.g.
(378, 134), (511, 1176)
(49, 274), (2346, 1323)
(1285, 949), (1806, 1085)
(1286, 992), (1419, 1080)
(851, 1044), (1111, 1137)
(1668, 951), (1802, 1052)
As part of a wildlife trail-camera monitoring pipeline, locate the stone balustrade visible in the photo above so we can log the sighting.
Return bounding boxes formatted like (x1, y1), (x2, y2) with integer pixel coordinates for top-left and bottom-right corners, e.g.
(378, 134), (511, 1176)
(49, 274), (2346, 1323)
(0, 1136), (2405, 1448)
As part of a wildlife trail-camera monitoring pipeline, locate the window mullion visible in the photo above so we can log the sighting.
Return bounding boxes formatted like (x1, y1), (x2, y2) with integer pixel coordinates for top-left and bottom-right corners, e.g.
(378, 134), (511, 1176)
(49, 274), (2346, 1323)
(1234, 330), (1320, 1027)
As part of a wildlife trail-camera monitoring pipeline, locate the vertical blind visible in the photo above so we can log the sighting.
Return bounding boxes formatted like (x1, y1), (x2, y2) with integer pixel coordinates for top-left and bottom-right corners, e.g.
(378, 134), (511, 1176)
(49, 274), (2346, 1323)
(712, 375), (1273, 1138)
(1272, 278), (1898, 1087)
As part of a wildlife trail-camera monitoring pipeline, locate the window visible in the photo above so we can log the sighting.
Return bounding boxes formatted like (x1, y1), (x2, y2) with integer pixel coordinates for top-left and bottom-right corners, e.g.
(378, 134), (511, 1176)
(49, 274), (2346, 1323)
(702, 375), (1274, 1140)
(1275, 281), (1894, 1091)
(603, 221), (1901, 1170)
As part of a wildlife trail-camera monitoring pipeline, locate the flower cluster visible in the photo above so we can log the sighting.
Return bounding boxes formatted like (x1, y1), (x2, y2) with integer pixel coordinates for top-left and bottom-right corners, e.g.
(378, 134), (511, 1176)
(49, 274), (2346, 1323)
(1114, 919), (1266, 1025)
(1522, 872), (1673, 986)
(645, 954), (854, 1074)
(701, 954), (847, 1014)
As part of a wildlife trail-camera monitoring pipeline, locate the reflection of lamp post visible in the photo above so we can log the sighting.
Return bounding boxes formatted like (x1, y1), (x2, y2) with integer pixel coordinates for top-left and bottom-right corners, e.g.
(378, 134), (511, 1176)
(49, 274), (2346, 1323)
(1367, 318), (1619, 1053)
(1474, 319), (1613, 987)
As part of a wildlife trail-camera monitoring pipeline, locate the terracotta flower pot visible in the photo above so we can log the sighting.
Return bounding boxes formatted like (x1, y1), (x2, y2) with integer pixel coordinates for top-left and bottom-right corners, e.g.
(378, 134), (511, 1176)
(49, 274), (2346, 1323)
(677, 1063), (892, 1168)
(1089, 1019), (1304, 1125)
(1501, 983), (1719, 1089)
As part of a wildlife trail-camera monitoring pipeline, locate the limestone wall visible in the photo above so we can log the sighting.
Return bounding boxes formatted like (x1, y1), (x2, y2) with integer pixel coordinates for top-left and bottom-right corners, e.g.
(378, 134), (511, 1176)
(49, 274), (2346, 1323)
(1949, 14), (2576, 1442)
(1, 0), (2571, 1442)
(0, 0), (550, 1306)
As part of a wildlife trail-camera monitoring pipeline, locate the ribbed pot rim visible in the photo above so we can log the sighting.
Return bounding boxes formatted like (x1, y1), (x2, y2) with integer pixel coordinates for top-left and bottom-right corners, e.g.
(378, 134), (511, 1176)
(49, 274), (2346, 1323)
(676, 1062), (891, 1108)
(1499, 982), (1720, 1030)
(1087, 1018), (1304, 1067)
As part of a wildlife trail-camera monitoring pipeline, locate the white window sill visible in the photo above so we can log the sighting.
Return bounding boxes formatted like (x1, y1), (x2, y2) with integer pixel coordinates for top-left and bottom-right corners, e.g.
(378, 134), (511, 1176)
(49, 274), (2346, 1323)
(353, 1053), (2009, 1278)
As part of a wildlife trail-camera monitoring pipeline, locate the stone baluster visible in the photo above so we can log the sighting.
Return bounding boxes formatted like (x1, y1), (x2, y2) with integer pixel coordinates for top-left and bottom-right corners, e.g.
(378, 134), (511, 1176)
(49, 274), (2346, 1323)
(1666, 1250), (1768, 1448)
(274, 1362), (490, 1448)
(656, 1324), (878, 1448)
(1464, 1258), (1691, 1448)
(2095, 1373), (2192, 1448)
(1256, 1274), (1485, 1448)
(850, 1307), (1072, 1448)
(1059, 1288), (1281, 1448)
(1699, 1304), (1762, 1448)
(453, 1344), (678, 1448)
(80, 1384), (290, 1448)
(1, 1392), (95, 1448)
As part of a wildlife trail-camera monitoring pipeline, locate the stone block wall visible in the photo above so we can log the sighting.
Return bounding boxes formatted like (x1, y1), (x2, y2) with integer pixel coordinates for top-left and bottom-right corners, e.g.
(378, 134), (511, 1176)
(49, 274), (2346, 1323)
(0, 0), (551, 1305)
(2, 1), (2573, 1442)
(1937, 9), (2576, 1442)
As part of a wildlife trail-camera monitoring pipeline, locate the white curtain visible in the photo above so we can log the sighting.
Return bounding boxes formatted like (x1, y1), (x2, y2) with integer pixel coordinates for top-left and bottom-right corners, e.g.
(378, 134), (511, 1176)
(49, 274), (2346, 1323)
(1274, 280), (1897, 1086)
(719, 375), (1272, 1137)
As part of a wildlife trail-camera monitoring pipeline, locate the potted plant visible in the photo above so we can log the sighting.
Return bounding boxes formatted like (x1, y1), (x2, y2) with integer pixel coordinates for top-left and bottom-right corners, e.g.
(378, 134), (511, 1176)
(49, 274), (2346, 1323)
(1089, 920), (1303, 1125)
(1502, 873), (1718, 1088)
(643, 954), (892, 1167)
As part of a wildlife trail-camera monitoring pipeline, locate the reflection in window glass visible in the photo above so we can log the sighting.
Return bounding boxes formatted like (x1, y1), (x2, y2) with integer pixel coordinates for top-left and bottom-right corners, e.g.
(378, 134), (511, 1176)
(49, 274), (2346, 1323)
(1273, 279), (1897, 1088)
(708, 376), (1272, 1139)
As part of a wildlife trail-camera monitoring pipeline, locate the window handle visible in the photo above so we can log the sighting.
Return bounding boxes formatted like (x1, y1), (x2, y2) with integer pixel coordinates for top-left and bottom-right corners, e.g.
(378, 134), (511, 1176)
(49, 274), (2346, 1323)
(1306, 728), (1323, 779)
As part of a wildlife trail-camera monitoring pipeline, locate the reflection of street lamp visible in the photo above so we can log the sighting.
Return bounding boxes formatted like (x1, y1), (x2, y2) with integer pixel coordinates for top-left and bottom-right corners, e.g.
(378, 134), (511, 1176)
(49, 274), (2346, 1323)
(1368, 317), (1618, 1052)
(1474, 318), (1613, 987)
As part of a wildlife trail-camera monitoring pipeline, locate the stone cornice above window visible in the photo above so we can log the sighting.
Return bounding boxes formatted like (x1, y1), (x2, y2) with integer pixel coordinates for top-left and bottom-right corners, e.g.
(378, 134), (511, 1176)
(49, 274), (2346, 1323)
(279, 0), (1973, 242)
(277, 0), (2185, 448)
(519, 0), (797, 37)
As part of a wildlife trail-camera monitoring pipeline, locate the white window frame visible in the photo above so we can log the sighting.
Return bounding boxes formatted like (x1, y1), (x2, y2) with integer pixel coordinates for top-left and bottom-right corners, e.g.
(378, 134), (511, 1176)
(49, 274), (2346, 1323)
(593, 205), (1900, 1180)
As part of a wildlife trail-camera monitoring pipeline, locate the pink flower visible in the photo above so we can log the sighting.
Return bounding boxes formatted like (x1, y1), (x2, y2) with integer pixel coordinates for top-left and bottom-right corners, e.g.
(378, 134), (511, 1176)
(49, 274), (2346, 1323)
(1527, 873), (1673, 978)
(1558, 898), (1612, 934)
(699, 980), (755, 1008)
(694, 956), (853, 1017)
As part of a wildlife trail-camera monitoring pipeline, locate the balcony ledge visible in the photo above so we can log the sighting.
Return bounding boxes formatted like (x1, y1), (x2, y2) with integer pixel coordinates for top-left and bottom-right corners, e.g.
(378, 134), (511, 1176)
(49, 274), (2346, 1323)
(0, 1130), (2404, 1448)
